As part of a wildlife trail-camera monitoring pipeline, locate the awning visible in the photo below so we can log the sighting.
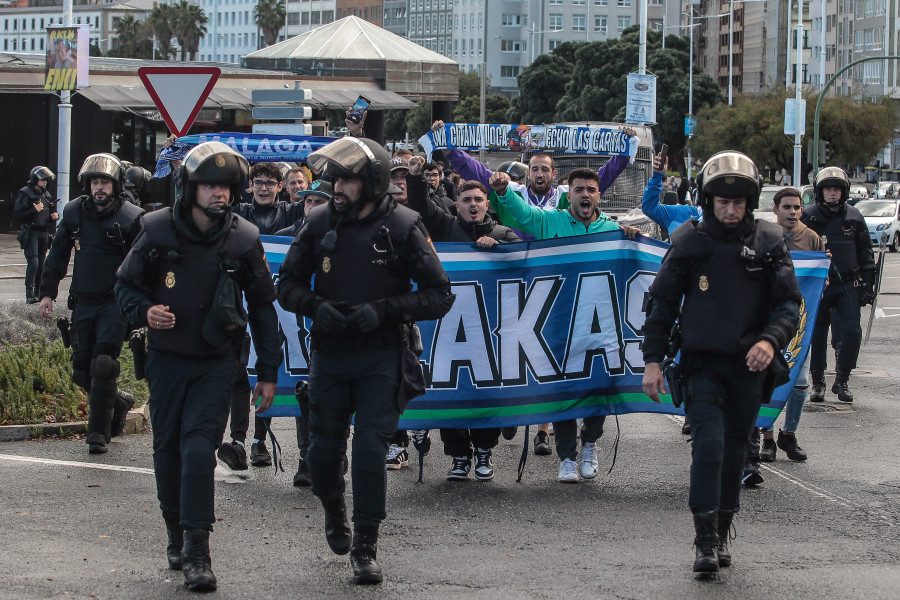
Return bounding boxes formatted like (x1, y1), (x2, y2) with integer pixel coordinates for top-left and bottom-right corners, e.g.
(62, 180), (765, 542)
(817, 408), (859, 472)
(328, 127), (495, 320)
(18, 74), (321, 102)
(77, 84), (414, 112)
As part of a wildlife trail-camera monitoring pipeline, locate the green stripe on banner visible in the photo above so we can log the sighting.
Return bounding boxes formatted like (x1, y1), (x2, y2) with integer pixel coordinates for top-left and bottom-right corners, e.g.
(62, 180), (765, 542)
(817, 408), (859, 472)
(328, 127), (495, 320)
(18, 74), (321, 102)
(400, 393), (675, 420)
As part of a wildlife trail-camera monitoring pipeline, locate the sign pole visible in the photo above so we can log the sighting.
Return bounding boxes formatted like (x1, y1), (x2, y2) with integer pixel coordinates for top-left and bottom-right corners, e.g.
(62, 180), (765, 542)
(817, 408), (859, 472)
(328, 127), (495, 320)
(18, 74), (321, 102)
(56, 0), (73, 215)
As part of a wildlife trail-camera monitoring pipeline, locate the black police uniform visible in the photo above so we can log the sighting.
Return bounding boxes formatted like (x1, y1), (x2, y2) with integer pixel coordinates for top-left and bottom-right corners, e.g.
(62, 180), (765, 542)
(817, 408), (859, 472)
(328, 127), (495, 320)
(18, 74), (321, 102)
(407, 171), (518, 461)
(800, 202), (874, 379)
(115, 205), (282, 534)
(643, 216), (800, 516)
(277, 195), (454, 528)
(226, 199), (303, 459)
(15, 182), (55, 300)
(40, 195), (143, 448)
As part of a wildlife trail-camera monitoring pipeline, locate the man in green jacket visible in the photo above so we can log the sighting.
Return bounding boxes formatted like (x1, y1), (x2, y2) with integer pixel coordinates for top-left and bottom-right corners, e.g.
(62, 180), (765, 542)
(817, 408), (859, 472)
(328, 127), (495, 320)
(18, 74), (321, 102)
(489, 167), (638, 483)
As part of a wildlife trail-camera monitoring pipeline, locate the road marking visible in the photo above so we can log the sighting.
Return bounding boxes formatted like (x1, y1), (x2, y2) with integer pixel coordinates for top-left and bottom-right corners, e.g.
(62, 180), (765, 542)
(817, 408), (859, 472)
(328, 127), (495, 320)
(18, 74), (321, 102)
(0, 453), (246, 483)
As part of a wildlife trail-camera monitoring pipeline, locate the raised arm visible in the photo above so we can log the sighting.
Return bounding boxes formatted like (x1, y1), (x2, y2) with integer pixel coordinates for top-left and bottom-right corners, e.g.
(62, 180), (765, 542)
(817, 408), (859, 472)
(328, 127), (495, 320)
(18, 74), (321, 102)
(431, 120), (493, 188)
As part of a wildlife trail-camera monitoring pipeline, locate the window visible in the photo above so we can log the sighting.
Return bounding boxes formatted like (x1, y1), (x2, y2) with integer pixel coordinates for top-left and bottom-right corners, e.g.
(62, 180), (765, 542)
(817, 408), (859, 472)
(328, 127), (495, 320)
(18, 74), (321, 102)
(301, 11), (309, 24)
(288, 12), (300, 24)
(617, 16), (631, 31)
(501, 65), (520, 77)
(650, 18), (663, 31)
(453, 39), (458, 55)
(854, 29), (863, 51)
(573, 0), (586, 5)
(549, 14), (563, 30)
(312, 11), (321, 24)
(863, 61), (883, 83)
(573, 15), (586, 31)
(549, 0), (562, 3)
(617, 0), (631, 5)
(478, 13), (482, 29)
(595, 0), (608, 5)
(502, 14), (525, 26)
(549, 39), (561, 50)
(470, 14), (475, 29)
(455, 14), (459, 29)
(478, 38), (482, 54)
(594, 15), (607, 32)
(501, 39), (526, 52)
(462, 13), (466, 29)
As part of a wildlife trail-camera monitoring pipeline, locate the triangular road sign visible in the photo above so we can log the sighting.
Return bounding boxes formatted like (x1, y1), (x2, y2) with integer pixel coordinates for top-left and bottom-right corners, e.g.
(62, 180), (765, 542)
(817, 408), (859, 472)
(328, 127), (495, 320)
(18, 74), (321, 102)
(138, 67), (221, 137)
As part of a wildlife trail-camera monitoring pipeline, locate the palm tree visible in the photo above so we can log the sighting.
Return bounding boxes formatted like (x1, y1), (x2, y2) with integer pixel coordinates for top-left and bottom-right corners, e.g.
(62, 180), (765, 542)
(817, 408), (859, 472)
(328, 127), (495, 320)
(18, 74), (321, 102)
(107, 14), (153, 59)
(173, 1), (208, 61)
(254, 0), (286, 48)
(146, 3), (176, 60)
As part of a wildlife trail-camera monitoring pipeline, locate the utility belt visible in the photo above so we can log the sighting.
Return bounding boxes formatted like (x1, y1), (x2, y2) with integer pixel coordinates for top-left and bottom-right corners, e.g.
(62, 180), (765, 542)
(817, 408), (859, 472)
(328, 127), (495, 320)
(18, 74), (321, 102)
(311, 328), (405, 352)
(22, 224), (48, 231)
(70, 292), (116, 307)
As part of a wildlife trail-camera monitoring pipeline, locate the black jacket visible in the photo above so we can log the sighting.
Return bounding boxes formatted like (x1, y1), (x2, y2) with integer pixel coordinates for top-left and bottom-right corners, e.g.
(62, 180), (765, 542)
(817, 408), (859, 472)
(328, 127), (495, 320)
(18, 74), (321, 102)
(406, 172), (519, 243)
(234, 200), (304, 236)
(801, 202), (874, 279)
(15, 184), (54, 230)
(40, 196), (143, 301)
(277, 194), (455, 349)
(115, 204), (282, 381)
(642, 216), (801, 364)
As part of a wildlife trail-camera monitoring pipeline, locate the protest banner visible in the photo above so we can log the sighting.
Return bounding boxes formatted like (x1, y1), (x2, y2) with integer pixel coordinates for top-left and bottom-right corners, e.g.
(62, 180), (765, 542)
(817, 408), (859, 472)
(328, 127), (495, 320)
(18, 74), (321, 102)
(252, 232), (828, 430)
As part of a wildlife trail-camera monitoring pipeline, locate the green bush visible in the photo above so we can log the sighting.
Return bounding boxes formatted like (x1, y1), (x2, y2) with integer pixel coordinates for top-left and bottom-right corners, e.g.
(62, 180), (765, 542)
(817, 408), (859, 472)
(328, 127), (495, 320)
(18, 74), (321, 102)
(0, 338), (148, 426)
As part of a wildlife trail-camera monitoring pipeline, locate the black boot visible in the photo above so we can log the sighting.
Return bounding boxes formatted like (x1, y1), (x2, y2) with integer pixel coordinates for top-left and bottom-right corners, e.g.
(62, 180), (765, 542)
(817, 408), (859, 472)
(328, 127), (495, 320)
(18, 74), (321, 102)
(777, 430), (808, 461)
(181, 529), (217, 592)
(110, 391), (135, 438)
(832, 371), (853, 402)
(692, 511), (719, 574)
(809, 369), (826, 403)
(293, 457), (312, 487)
(26, 286), (38, 304)
(716, 510), (734, 568)
(350, 525), (383, 584)
(321, 496), (352, 555)
(164, 517), (183, 570)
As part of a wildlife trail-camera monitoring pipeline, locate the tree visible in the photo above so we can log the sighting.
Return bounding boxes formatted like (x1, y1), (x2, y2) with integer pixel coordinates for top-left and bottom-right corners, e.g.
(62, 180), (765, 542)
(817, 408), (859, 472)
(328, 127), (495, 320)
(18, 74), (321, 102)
(508, 27), (721, 171)
(146, 4), (176, 60)
(255, 0), (286, 48)
(506, 52), (573, 124)
(107, 14), (153, 59)
(453, 94), (511, 123)
(689, 88), (900, 183)
(458, 70), (482, 102)
(404, 101), (433, 142)
(172, 1), (207, 62)
(384, 110), (409, 141)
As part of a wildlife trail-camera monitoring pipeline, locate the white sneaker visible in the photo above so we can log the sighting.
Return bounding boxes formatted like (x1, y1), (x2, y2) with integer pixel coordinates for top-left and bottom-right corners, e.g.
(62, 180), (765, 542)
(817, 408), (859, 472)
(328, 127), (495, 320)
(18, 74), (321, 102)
(385, 444), (409, 470)
(579, 442), (599, 479)
(558, 458), (579, 483)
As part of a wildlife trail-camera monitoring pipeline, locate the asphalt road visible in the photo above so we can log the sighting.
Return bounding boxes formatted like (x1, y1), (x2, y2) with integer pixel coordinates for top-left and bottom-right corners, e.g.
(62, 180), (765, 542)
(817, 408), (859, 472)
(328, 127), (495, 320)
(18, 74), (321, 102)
(1, 236), (899, 599)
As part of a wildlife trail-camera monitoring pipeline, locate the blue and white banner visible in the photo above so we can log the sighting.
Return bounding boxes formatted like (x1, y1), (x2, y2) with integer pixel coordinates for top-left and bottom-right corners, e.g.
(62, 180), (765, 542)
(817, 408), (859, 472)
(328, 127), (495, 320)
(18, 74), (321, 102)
(152, 132), (336, 178)
(419, 123), (633, 156)
(253, 233), (829, 430)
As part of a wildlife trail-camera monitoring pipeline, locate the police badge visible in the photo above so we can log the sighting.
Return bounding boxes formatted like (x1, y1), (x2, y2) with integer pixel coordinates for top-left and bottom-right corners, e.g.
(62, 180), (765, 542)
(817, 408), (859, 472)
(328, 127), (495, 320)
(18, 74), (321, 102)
(699, 275), (709, 291)
(322, 256), (331, 273)
(165, 271), (176, 289)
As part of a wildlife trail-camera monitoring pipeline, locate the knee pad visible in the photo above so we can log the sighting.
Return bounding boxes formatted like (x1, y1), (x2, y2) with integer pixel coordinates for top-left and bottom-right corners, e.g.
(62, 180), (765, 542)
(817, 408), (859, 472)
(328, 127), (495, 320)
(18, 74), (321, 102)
(91, 354), (120, 380)
(72, 369), (91, 390)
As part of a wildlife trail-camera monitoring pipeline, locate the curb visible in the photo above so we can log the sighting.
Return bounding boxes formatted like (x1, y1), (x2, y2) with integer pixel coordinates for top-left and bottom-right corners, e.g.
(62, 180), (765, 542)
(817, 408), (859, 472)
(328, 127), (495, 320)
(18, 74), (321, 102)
(0, 405), (149, 442)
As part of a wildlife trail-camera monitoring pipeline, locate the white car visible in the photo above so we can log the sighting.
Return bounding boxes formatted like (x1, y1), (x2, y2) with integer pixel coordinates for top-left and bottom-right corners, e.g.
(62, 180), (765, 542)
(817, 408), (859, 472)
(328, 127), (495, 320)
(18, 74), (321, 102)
(849, 184), (869, 201)
(755, 185), (781, 223)
(856, 199), (900, 251)
(874, 181), (900, 199)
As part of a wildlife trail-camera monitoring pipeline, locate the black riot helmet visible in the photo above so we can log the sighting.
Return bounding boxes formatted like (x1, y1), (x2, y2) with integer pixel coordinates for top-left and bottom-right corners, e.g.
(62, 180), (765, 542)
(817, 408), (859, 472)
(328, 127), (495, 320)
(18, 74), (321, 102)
(813, 166), (850, 208)
(78, 153), (126, 200)
(124, 166), (152, 192)
(497, 160), (528, 183)
(30, 166), (55, 186)
(175, 141), (249, 218)
(696, 151), (763, 211)
(306, 137), (397, 206)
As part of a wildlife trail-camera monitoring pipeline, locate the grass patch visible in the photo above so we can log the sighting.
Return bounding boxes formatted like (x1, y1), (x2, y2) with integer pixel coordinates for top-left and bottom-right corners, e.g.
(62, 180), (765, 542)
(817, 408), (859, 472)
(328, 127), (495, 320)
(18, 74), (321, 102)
(0, 303), (148, 426)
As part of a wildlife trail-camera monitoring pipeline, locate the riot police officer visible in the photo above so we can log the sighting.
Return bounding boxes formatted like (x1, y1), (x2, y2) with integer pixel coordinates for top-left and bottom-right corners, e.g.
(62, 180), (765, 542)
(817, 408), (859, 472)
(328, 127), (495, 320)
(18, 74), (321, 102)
(115, 142), (282, 593)
(642, 151), (801, 575)
(800, 167), (875, 402)
(272, 137), (455, 584)
(15, 166), (58, 303)
(123, 165), (152, 207)
(39, 154), (143, 454)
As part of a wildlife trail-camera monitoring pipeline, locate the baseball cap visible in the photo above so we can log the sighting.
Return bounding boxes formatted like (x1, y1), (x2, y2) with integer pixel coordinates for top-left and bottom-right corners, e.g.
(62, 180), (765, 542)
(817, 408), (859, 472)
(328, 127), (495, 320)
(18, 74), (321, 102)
(390, 157), (410, 172)
(296, 179), (333, 200)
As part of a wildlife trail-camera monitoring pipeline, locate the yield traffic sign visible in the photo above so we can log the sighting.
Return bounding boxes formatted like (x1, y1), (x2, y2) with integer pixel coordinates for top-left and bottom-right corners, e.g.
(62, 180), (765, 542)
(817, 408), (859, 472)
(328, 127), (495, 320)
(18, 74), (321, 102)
(138, 67), (221, 137)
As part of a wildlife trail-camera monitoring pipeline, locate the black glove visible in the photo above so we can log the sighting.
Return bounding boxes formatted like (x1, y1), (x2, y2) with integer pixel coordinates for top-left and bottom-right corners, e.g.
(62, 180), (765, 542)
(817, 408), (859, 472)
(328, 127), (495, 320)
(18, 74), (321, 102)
(314, 302), (346, 333)
(859, 285), (876, 307)
(345, 303), (383, 332)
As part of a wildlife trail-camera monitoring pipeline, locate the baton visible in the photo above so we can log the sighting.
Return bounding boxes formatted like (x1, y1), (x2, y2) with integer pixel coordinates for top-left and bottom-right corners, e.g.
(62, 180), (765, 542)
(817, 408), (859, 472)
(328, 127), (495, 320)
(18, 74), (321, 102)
(864, 238), (886, 345)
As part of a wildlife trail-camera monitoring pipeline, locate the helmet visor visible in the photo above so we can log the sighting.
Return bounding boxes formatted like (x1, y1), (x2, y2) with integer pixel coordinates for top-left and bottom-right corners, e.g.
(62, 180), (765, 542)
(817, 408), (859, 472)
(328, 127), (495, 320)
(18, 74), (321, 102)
(79, 154), (122, 182)
(307, 137), (374, 176)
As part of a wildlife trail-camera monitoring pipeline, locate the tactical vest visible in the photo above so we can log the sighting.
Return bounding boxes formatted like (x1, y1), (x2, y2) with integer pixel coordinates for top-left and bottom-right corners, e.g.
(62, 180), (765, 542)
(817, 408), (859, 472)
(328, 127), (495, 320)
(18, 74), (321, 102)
(674, 220), (785, 355)
(801, 203), (864, 276)
(65, 197), (142, 299)
(16, 185), (53, 229)
(138, 209), (260, 357)
(303, 202), (420, 309)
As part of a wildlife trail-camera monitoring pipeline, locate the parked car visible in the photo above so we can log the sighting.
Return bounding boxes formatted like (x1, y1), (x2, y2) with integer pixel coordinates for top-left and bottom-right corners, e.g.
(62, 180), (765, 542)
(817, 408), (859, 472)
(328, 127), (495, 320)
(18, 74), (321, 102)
(849, 184), (870, 202)
(755, 185), (781, 223)
(856, 199), (900, 251)
(874, 181), (900, 199)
